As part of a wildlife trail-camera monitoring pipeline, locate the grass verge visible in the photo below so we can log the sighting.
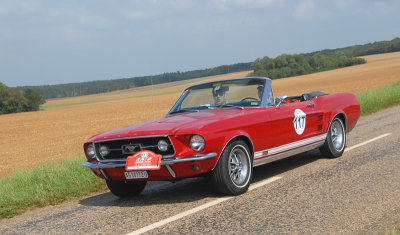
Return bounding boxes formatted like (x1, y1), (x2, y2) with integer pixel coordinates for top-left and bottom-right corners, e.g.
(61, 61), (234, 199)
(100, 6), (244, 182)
(356, 80), (400, 115)
(385, 223), (400, 235)
(0, 157), (107, 219)
(0, 80), (399, 220)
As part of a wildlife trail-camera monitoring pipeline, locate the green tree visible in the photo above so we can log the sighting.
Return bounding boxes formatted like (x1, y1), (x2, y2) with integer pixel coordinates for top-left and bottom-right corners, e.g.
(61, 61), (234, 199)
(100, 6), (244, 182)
(23, 89), (45, 111)
(0, 82), (28, 114)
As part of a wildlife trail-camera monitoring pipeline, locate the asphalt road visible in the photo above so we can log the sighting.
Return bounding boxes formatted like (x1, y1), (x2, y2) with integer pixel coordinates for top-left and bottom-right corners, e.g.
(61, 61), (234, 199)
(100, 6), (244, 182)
(1, 106), (399, 234)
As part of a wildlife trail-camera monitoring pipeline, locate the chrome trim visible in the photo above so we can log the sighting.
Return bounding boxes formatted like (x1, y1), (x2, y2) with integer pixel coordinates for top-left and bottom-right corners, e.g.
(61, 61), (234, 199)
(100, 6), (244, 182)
(91, 135), (176, 161)
(254, 134), (327, 159)
(165, 165), (176, 178)
(253, 141), (325, 167)
(161, 153), (217, 165)
(82, 152), (218, 169)
(99, 169), (111, 180)
(92, 135), (171, 143)
(94, 154), (175, 163)
(82, 161), (126, 169)
(167, 77), (272, 116)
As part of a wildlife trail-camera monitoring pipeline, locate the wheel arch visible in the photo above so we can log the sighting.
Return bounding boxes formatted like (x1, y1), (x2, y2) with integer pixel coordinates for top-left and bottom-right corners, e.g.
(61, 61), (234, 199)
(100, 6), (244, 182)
(331, 112), (347, 131)
(211, 134), (254, 171)
(320, 112), (347, 158)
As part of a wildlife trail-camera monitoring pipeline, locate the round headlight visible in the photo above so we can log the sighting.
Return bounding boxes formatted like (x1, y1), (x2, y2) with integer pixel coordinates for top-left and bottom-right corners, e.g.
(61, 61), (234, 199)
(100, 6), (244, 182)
(86, 144), (96, 159)
(158, 140), (169, 152)
(190, 135), (205, 152)
(100, 145), (110, 157)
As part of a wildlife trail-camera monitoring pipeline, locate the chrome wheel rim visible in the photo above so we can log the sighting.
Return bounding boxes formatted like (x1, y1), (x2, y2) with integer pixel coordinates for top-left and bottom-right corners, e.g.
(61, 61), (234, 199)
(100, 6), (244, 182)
(331, 120), (345, 151)
(229, 146), (249, 186)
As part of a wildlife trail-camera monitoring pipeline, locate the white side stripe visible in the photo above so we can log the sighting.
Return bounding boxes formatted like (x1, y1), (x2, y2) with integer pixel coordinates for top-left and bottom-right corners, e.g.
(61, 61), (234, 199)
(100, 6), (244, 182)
(254, 134), (327, 159)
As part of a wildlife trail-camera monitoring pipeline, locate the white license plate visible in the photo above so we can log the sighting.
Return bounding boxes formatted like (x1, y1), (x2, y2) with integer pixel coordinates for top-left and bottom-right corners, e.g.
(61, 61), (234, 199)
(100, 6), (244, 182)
(125, 171), (148, 179)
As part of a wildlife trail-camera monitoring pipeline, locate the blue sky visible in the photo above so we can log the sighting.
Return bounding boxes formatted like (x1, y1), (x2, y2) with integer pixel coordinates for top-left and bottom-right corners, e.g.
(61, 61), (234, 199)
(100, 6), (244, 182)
(0, 0), (399, 87)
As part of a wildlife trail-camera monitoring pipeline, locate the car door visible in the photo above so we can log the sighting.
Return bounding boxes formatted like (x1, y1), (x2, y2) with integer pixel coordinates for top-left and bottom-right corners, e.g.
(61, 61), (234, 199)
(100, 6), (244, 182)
(265, 98), (324, 150)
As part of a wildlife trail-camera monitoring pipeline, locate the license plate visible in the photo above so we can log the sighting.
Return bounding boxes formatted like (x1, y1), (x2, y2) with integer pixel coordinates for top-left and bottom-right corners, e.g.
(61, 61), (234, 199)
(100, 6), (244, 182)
(125, 171), (148, 179)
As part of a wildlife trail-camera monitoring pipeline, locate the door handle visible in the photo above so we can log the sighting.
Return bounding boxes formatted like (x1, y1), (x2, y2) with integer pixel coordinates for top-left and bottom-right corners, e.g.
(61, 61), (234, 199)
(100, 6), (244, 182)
(307, 103), (314, 108)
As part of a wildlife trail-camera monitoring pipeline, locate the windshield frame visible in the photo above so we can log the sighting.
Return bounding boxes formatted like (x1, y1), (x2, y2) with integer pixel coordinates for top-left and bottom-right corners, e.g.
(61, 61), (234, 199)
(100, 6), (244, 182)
(166, 77), (273, 117)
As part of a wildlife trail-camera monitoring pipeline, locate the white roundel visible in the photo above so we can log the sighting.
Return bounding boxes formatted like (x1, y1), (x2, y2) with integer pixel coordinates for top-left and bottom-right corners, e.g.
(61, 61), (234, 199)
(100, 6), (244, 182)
(294, 109), (306, 135)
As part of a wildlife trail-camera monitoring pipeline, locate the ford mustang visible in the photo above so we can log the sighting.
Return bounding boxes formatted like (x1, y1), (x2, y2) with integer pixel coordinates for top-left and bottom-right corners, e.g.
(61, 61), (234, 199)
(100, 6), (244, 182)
(82, 77), (360, 197)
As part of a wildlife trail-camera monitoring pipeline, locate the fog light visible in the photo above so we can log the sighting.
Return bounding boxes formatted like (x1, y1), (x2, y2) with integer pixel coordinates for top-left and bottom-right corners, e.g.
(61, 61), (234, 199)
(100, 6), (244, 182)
(158, 140), (169, 152)
(100, 145), (110, 157)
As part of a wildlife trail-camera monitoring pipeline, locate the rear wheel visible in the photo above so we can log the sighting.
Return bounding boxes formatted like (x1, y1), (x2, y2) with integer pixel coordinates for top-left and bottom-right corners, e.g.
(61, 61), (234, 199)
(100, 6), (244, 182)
(320, 117), (346, 158)
(106, 180), (147, 198)
(212, 140), (252, 195)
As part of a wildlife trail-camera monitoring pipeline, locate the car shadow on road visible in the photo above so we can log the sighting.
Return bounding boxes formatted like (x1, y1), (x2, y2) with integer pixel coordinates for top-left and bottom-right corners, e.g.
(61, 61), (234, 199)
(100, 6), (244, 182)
(79, 149), (321, 208)
(252, 149), (321, 182)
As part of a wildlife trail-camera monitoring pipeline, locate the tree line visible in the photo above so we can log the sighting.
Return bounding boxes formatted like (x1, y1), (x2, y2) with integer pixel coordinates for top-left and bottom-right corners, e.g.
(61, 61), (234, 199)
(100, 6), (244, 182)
(0, 82), (45, 114)
(304, 37), (400, 57)
(2, 37), (399, 115)
(17, 63), (252, 99)
(250, 37), (400, 79)
(250, 52), (366, 78)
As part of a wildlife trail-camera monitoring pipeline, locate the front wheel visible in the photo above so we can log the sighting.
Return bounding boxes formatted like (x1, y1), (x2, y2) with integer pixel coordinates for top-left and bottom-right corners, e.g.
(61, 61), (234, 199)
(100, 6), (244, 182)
(106, 180), (147, 198)
(212, 140), (252, 195)
(320, 117), (346, 158)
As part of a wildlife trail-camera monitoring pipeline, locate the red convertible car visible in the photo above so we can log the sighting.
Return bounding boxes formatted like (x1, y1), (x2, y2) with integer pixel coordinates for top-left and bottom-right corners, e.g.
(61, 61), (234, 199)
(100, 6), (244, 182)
(83, 77), (360, 197)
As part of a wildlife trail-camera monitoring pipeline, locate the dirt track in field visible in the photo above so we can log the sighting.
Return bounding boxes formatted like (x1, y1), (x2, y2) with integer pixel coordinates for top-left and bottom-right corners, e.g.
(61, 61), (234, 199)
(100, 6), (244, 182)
(1, 52), (399, 178)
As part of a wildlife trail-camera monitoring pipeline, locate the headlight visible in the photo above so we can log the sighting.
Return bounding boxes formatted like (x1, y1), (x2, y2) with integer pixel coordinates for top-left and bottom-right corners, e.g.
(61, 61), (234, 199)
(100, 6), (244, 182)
(190, 135), (205, 152)
(158, 140), (169, 152)
(86, 144), (96, 159)
(99, 145), (110, 157)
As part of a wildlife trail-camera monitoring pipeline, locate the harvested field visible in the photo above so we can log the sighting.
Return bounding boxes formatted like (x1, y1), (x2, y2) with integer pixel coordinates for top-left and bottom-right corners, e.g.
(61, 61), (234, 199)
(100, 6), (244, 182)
(44, 71), (251, 107)
(1, 52), (400, 177)
(272, 52), (400, 96)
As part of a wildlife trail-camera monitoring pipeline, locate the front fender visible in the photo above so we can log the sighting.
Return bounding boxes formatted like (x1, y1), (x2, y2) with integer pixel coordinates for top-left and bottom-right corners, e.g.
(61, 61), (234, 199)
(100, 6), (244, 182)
(206, 130), (254, 171)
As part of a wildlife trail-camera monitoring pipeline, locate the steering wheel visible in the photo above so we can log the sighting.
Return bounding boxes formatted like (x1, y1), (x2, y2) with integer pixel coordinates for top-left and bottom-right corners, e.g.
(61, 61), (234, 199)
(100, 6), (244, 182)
(241, 97), (259, 102)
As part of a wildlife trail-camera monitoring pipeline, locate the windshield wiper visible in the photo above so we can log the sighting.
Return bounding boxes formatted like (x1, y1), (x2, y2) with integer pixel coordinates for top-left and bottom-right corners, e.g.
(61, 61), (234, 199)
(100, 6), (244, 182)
(169, 108), (200, 115)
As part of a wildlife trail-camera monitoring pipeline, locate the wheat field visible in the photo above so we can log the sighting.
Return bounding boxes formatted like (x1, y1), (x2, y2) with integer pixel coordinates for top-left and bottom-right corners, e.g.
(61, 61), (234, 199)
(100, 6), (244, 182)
(1, 53), (400, 177)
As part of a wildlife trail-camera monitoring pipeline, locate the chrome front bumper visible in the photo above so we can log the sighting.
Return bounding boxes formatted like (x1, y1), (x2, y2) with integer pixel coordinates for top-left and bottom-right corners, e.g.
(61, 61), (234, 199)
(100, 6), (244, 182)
(82, 152), (218, 169)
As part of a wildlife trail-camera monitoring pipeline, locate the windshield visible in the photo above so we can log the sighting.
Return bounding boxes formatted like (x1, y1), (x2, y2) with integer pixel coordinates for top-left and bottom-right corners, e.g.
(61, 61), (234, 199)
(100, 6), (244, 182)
(168, 78), (267, 115)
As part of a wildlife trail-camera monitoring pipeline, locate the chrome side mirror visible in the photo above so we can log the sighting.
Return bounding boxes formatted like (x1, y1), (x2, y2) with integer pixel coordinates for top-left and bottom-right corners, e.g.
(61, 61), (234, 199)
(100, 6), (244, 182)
(275, 95), (288, 107)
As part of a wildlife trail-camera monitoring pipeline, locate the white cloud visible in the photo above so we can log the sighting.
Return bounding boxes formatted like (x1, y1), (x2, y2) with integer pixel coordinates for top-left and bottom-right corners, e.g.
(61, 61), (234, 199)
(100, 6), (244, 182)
(124, 9), (163, 21)
(211, 0), (284, 11)
(210, 0), (230, 11)
(293, 0), (315, 20)
(234, 0), (285, 8)
(0, 5), (6, 15)
(371, 1), (400, 16)
(332, 0), (356, 8)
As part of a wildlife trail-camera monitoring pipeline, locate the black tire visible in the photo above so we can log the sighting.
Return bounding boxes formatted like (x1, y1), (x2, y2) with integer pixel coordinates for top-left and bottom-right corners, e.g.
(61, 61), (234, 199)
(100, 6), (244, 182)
(212, 140), (252, 195)
(106, 180), (147, 198)
(320, 117), (346, 158)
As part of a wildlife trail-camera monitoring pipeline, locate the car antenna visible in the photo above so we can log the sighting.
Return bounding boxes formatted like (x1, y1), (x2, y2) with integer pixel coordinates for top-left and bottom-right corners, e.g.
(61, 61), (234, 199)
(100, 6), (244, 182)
(151, 77), (155, 120)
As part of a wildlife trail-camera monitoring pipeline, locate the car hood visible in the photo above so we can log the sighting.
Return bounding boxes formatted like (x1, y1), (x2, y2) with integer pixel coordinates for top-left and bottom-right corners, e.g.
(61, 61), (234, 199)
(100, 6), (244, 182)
(87, 109), (248, 142)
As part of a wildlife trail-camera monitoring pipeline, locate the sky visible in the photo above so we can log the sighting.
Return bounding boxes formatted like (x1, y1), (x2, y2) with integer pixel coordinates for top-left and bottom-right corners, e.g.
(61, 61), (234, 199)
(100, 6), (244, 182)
(0, 0), (399, 87)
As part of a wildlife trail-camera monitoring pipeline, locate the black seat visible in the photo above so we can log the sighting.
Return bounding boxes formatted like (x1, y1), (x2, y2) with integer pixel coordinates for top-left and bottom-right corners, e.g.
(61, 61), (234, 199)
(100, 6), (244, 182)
(301, 91), (327, 101)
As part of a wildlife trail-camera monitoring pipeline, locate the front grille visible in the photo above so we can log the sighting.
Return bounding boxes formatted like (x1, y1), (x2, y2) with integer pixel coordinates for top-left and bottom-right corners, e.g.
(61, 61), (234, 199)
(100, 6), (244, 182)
(94, 136), (175, 161)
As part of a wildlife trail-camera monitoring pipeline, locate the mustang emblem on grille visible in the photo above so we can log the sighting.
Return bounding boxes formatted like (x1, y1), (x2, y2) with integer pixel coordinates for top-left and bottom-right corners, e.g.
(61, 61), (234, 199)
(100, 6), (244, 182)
(122, 144), (141, 154)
